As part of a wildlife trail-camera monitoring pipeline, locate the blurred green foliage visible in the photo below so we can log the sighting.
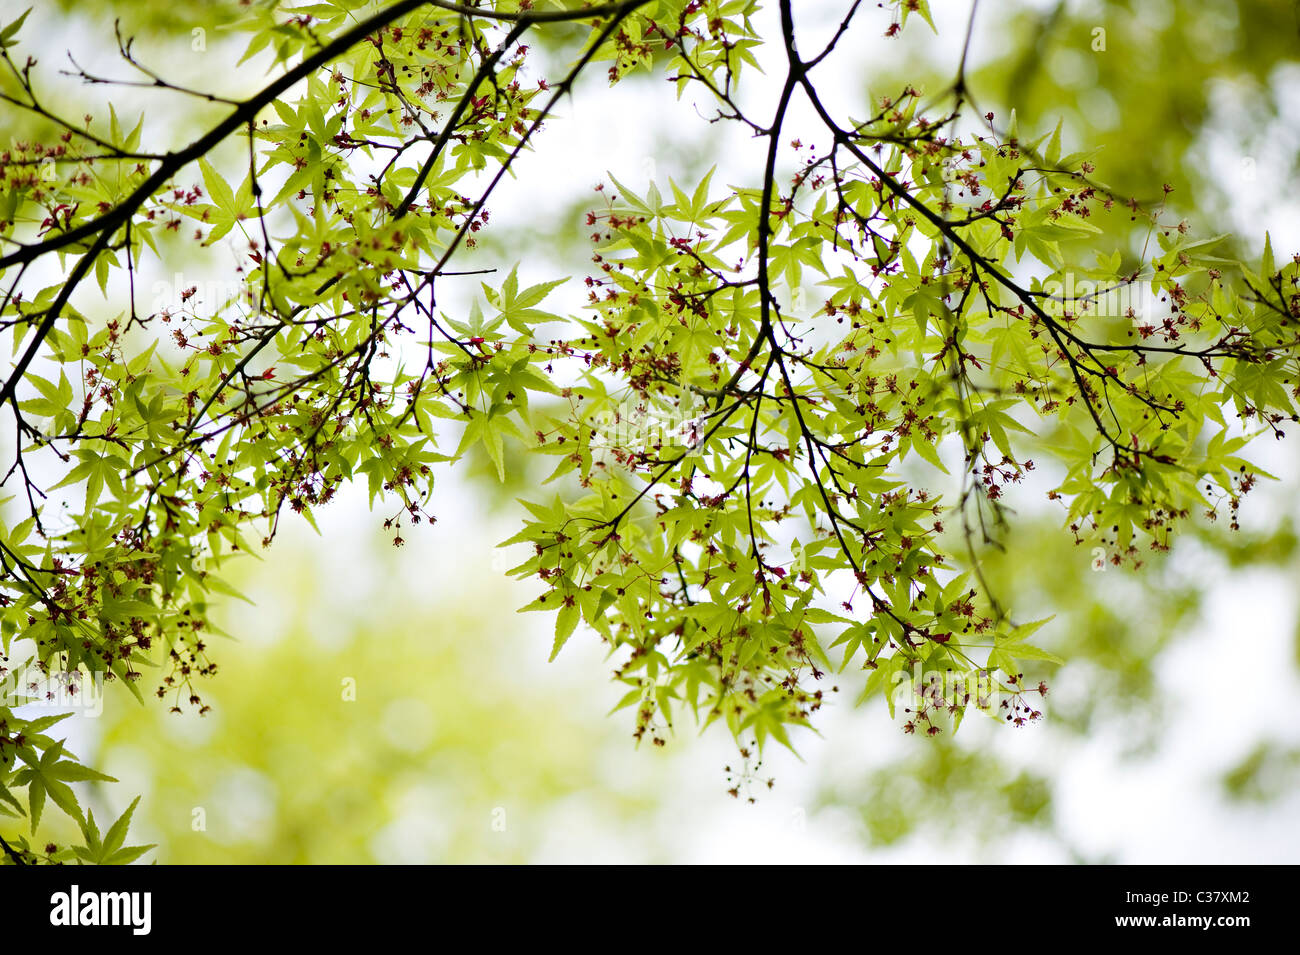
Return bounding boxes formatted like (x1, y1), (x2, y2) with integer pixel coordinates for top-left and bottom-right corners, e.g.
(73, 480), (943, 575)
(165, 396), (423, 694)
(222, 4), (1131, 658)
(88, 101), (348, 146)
(91, 526), (661, 863)
(812, 0), (1300, 856)
(882, 0), (1300, 247)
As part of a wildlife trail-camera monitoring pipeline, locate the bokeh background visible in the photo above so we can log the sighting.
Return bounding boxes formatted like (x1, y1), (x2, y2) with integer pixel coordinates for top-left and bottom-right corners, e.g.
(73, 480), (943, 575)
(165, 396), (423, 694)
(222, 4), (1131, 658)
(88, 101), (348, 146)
(4, 0), (1300, 862)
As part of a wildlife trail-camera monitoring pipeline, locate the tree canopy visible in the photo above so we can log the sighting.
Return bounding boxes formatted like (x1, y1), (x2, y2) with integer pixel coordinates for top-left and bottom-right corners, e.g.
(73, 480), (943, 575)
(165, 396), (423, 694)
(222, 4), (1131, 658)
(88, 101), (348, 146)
(2, 0), (1298, 863)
